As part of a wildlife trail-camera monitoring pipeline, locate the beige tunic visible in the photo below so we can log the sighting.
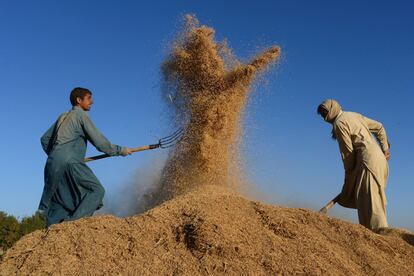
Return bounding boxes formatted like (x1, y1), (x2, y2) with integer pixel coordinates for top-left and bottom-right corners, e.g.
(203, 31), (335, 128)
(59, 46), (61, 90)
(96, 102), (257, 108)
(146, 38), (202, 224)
(334, 111), (389, 229)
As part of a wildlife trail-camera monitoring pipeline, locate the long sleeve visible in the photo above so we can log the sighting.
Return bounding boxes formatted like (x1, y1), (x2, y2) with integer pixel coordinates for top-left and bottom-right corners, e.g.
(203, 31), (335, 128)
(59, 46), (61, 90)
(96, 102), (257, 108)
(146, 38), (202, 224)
(334, 121), (355, 174)
(362, 115), (389, 152)
(80, 112), (124, 156)
(334, 120), (358, 208)
(40, 122), (56, 155)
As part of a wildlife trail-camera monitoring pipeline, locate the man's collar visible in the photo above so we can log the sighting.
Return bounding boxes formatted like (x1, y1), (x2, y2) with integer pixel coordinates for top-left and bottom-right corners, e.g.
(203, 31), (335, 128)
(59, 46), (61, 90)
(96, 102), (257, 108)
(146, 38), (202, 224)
(72, 106), (83, 111)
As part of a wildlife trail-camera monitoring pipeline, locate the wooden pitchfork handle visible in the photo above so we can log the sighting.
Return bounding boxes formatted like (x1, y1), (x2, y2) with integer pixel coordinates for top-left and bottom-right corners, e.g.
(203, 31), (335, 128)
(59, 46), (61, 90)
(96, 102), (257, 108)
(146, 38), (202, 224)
(319, 194), (341, 214)
(84, 143), (159, 163)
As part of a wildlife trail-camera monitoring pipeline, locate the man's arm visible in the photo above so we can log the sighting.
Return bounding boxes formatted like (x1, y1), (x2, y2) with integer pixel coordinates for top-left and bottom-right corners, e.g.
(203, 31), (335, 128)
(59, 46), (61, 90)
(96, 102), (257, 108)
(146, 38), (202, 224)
(335, 121), (355, 174)
(40, 122), (56, 155)
(81, 112), (126, 156)
(362, 115), (390, 158)
(334, 121), (357, 205)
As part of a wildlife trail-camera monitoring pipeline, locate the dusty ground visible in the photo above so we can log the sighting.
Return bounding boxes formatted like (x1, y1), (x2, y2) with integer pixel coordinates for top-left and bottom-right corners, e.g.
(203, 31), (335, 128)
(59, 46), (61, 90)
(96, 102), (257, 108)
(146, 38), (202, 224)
(1, 185), (413, 275)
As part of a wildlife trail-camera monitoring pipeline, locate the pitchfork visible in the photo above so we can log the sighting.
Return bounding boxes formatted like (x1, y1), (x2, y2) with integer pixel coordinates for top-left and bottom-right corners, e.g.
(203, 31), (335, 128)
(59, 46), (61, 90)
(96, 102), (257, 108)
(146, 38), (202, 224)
(84, 128), (184, 162)
(319, 194), (341, 214)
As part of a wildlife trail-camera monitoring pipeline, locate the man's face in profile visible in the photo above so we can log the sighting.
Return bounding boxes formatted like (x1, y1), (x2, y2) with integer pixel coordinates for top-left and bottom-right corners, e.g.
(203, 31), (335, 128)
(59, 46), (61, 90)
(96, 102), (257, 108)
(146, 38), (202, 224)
(77, 93), (93, 111)
(320, 108), (328, 121)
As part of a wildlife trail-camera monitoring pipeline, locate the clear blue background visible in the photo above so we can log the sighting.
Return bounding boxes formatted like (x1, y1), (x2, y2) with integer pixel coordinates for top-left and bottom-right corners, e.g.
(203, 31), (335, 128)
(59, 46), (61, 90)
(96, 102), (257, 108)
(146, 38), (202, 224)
(0, 0), (412, 230)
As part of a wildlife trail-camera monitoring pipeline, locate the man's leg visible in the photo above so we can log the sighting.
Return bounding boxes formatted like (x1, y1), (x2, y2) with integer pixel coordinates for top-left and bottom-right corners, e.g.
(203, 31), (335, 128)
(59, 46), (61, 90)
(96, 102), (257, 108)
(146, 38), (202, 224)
(356, 170), (388, 230)
(46, 200), (71, 227)
(65, 162), (105, 221)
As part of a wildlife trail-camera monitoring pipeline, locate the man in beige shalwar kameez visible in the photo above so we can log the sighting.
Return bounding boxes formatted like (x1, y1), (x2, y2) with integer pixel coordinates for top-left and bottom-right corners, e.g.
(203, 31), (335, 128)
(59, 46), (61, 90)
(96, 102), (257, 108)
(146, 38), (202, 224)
(317, 99), (390, 230)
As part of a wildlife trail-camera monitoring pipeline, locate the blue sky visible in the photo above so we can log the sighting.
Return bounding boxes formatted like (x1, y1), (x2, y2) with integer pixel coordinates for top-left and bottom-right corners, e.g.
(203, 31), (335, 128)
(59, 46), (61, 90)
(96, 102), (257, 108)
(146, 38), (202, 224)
(0, 1), (413, 230)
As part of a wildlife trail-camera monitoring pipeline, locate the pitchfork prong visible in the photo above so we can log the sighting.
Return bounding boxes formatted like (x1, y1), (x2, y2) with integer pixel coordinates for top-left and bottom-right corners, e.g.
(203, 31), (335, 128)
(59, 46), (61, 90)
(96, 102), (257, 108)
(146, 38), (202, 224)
(158, 128), (184, 148)
(160, 133), (182, 145)
(159, 128), (183, 143)
(159, 138), (182, 149)
(160, 136), (184, 148)
(162, 128), (182, 139)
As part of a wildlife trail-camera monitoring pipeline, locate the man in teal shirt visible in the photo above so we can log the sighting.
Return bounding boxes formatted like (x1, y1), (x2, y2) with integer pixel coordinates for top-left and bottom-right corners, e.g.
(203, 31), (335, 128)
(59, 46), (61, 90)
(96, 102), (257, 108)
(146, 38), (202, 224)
(39, 87), (132, 226)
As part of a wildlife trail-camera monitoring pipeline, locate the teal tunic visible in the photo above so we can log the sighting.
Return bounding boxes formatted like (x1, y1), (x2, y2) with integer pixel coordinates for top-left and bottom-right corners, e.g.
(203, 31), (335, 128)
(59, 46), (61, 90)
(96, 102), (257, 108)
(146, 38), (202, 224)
(39, 106), (124, 226)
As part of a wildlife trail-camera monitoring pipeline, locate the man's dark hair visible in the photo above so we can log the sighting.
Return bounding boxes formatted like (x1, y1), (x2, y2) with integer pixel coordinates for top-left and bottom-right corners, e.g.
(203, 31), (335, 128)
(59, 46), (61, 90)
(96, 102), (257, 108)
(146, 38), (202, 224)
(70, 87), (92, 106)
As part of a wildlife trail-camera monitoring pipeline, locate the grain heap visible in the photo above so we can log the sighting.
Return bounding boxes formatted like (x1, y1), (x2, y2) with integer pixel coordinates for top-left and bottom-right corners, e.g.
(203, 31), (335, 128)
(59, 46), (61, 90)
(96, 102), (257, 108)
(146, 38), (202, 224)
(1, 186), (413, 275)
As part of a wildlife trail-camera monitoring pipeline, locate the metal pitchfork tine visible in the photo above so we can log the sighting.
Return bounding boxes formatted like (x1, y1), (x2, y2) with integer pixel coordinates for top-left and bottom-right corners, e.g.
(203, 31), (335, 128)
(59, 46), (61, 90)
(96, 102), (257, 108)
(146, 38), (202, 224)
(84, 128), (184, 162)
(158, 128), (184, 148)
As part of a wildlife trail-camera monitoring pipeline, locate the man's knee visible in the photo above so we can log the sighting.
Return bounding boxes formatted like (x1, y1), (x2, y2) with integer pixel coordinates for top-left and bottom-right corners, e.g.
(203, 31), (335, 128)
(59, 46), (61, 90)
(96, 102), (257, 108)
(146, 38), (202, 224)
(95, 184), (105, 200)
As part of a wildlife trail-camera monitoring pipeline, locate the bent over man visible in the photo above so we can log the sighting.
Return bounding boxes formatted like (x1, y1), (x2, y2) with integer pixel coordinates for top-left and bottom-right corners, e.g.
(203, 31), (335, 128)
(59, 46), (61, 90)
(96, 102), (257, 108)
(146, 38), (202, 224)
(317, 99), (390, 230)
(39, 87), (132, 227)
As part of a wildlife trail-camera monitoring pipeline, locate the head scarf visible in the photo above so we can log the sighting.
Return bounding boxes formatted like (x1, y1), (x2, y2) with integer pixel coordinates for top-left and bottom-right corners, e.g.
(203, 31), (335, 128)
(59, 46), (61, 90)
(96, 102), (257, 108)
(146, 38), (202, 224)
(319, 99), (342, 139)
(320, 99), (342, 123)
